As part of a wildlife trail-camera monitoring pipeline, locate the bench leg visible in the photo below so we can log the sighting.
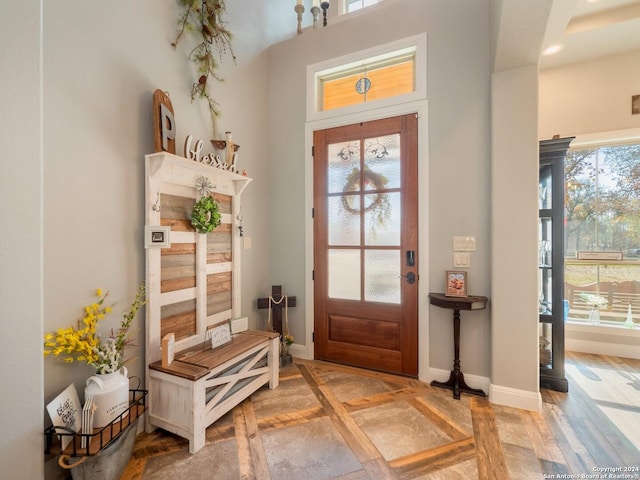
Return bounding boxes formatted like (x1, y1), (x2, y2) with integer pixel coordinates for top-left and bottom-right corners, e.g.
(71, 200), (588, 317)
(190, 429), (205, 454)
(269, 336), (280, 389)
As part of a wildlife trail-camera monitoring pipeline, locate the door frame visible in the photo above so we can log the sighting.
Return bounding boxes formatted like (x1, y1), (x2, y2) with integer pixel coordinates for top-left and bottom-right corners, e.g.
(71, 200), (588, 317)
(303, 99), (430, 381)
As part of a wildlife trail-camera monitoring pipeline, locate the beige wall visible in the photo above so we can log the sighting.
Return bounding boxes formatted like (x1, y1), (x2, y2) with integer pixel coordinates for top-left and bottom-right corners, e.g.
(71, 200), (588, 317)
(0, 2), (44, 478)
(539, 50), (640, 139)
(492, 65), (541, 397)
(268, 0), (494, 378)
(39, 0), (276, 441)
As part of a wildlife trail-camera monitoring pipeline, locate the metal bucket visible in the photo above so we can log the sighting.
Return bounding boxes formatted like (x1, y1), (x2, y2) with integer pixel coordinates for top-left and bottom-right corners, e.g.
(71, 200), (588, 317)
(69, 417), (139, 480)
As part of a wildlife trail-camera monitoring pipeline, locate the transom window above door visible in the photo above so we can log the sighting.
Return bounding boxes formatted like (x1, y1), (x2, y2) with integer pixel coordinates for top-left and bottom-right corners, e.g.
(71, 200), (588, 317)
(306, 34), (426, 121)
(316, 47), (415, 112)
(320, 54), (415, 111)
(343, 0), (381, 14)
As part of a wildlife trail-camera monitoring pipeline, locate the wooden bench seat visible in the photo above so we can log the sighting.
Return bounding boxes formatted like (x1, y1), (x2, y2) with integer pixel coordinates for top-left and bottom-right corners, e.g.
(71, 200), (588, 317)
(148, 330), (279, 453)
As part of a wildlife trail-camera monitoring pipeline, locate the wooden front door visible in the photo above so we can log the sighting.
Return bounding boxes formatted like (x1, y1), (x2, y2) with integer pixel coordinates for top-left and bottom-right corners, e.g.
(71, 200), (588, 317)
(313, 114), (419, 376)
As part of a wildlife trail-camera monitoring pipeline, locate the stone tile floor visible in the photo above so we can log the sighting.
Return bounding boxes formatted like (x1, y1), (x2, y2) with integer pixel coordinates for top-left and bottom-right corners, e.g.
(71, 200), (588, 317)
(121, 359), (543, 479)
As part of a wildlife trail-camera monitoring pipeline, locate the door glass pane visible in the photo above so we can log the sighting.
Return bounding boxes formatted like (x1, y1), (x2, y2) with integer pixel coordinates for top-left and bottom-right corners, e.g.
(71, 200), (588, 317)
(365, 250), (400, 303)
(325, 125), (406, 306)
(539, 218), (553, 314)
(365, 192), (400, 245)
(364, 135), (401, 190)
(539, 322), (552, 368)
(328, 196), (360, 245)
(328, 141), (360, 194)
(539, 218), (552, 267)
(328, 249), (360, 300)
(539, 164), (552, 209)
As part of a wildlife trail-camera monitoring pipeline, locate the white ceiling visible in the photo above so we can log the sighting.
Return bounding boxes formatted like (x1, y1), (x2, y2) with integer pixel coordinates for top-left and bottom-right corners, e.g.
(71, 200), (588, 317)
(540, 0), (640, 69)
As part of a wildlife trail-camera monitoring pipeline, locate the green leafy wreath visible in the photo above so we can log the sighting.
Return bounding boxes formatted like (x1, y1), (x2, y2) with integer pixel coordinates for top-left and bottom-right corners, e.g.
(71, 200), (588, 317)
(191, 196), (221, 234)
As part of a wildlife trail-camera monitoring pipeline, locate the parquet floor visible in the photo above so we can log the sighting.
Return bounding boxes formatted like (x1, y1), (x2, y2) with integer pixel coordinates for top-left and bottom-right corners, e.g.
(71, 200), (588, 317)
(119, 352), (640, 480)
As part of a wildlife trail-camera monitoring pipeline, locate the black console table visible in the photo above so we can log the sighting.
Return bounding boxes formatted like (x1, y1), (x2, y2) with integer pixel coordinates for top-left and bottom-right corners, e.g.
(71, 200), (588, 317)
(429, 292), (488, 400)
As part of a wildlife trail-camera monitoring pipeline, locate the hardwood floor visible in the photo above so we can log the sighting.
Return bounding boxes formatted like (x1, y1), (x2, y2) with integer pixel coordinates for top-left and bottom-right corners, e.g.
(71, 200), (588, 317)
(116, 352), (639, 480)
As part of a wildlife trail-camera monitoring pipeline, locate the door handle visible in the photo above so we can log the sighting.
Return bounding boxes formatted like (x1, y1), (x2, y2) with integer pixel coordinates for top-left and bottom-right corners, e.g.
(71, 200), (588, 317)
(400, 272), (417, 284)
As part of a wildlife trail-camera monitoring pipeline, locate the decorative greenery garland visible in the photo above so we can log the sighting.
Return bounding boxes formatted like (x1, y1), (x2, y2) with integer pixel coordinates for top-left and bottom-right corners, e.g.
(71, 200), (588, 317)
(191, 196), (221, 233)
(172, 0), (236, 136)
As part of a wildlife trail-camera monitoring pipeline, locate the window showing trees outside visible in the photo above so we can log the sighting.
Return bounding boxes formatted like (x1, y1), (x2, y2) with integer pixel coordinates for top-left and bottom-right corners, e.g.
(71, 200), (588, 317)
(565, 143), (640, 327)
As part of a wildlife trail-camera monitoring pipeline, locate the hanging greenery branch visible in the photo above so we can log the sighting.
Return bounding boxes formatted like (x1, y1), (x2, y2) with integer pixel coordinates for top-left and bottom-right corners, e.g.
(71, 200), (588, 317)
(172, 0), (236, 136)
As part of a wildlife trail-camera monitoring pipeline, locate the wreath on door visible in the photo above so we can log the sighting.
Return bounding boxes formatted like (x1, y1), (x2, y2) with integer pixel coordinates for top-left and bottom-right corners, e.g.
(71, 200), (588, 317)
(191, 196), (221, 234)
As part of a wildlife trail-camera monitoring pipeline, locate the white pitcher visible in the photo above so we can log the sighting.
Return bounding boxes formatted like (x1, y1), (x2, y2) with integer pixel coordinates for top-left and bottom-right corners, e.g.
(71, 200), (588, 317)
(85, 367), (129, 428)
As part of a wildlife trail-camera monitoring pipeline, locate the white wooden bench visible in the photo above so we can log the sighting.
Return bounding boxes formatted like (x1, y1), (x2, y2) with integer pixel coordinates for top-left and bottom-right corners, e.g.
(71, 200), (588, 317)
(147, 330), (279, 453)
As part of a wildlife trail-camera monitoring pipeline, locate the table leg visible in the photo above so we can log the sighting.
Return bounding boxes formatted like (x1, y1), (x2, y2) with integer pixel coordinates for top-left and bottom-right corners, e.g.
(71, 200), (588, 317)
(430, 308), (486, 399)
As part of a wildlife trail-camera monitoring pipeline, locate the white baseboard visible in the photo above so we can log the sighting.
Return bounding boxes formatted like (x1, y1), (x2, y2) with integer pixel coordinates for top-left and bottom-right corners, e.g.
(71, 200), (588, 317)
(565, 322), (640, 359)
(489, 384), (542, 411)
(290, 343), (313, 360)
(566, 338), (640, 360)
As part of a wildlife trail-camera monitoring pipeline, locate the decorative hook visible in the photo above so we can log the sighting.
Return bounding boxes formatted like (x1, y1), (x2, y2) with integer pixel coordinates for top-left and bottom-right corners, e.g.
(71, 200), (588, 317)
(152, 192), (161, 212)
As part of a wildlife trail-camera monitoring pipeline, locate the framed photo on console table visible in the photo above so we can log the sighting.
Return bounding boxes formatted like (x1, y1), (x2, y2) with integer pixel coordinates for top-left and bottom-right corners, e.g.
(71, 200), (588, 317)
(445, 271), (467, 297)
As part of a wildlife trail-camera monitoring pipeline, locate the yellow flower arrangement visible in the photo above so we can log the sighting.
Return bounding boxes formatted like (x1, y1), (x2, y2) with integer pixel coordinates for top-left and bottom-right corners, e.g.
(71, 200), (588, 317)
(44, 283), (146, 374)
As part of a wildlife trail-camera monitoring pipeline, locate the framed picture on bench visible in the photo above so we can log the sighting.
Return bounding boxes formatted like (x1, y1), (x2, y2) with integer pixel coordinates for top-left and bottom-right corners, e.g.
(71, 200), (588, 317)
(205, 320), (233, 350)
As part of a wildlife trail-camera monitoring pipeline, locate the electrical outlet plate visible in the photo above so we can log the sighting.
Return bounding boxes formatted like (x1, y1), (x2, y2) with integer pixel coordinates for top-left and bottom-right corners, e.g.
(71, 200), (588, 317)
(453, 252), (471, 268)
(453, 236), (476, 251)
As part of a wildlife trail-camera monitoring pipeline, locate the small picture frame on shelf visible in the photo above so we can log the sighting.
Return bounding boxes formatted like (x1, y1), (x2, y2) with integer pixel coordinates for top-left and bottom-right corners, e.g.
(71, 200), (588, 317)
(145, 226), (171, 248)
(445, 271), (467, 297)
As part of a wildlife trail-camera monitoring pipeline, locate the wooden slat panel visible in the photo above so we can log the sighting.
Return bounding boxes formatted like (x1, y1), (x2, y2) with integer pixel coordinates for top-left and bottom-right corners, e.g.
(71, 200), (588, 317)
(161, 251), (196, 293)
(211, 222), (232, 233)
(161, 242), (196, 256)
(161, 254), (195, 275)
(161, 277), (196, 293)
(207, 252), (232, 264)
(207, 272), (232, 295)
(161, 217), (192, 232)
(207, 290), (232, 316)
(160, 194), (193, 226)
(207, 232), (232, 254)
(161, 299), (196, 340)
(161, 311), (196, 340)
(211, 192), (232, 214)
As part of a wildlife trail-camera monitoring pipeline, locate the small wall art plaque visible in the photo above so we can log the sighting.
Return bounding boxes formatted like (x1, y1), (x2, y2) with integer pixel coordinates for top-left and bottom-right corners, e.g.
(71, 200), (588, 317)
(145, 226), (171, 248)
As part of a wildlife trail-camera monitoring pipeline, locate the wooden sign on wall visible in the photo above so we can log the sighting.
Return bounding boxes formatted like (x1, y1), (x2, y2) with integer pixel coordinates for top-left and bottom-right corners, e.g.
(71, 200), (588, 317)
(153, 89), (176, 154)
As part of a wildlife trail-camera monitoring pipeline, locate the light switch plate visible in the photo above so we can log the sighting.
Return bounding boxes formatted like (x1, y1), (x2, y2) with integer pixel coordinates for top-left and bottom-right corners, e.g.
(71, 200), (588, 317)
(243, 236), (252, 249)
(453, 236), (476, 251)
(453, 252), (471, 268)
